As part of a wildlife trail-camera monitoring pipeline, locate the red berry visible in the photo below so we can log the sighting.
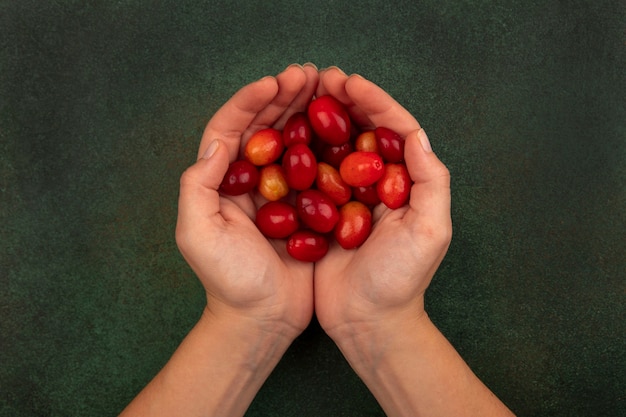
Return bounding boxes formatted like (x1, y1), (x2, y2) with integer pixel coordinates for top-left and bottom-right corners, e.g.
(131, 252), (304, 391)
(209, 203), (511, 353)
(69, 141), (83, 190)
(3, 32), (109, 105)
(286, 231), (329, 262)
(321, 142), (353, 168)
(244, 128), (284, 166)
(355, 130), (379, 153)
(334, 201), (373, 249)
(296, 189), (339, 233)
(255, 201), (299, 239)
(258, 164), (289, 201)
(339, 151), (385, 187)
(316, 162), (352, 206)
(283, 112), (313, 147)
(352, 185), (381, 206)
(375, 127), (405, 163)
(376, 163), (411, 209)
(219, 160), (259, 196)
(307, 95), (351, 146)
(282, 143), (317, 191)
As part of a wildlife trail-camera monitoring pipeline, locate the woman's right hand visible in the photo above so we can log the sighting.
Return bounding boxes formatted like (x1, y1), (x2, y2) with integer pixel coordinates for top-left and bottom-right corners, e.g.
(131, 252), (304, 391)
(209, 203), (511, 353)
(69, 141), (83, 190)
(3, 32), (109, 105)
(313, 68), (452, 344)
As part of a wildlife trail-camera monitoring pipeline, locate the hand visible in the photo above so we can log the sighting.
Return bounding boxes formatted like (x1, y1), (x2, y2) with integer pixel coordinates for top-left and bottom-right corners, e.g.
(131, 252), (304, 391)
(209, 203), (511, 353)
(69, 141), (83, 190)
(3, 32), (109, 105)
(312, 69), (515, 417)
(176, 63), (319, 339)
(122, 66), (513, 417)
(313, 67), (452, 343)
(120, 65), (322, 417)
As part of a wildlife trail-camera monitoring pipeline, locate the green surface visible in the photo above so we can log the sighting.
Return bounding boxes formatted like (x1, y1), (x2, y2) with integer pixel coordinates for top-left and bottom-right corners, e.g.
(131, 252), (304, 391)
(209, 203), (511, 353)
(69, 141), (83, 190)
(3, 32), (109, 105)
(1, 0), (625, 415)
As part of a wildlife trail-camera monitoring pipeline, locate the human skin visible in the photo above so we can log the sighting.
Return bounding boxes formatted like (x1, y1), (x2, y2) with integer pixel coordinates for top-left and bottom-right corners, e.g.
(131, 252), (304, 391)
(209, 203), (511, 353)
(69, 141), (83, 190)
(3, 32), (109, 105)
(118, 63), (319, 417)
(119, 64), (515, 417)
(313, 67), (516, 417)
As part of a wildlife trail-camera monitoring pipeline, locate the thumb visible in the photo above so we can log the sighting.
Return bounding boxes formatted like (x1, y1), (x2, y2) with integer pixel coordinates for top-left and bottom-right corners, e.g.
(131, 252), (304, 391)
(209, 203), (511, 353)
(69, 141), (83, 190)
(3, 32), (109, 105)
(178, 139), (230, 222)
(404, 129), (452, 238)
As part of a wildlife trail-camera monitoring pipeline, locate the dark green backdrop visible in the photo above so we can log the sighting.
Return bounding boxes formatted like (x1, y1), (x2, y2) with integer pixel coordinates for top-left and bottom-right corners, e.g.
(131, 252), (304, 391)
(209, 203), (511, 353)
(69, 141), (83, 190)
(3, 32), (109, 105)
(1, 0), (624, 416)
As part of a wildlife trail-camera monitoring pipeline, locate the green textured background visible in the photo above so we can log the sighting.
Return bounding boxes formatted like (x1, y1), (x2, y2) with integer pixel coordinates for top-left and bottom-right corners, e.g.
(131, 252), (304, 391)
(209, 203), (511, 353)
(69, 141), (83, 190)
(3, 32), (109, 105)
(1, 0), (625, 415)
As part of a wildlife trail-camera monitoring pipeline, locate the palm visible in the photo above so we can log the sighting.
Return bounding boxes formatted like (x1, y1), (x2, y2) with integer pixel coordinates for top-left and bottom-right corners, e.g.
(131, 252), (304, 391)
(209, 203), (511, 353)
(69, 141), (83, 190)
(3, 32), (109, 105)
(312, 68), (451, 337)
(177, 64), (319, 334)
(314, 206), (432, 332)
(195, 195), (312, 308)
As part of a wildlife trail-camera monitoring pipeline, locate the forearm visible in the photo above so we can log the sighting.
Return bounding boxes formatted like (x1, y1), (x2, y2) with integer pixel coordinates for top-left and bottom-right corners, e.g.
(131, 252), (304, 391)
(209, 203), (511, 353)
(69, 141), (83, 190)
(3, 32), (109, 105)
(335, 313), (515, 417)
(119, 307), (293, 417)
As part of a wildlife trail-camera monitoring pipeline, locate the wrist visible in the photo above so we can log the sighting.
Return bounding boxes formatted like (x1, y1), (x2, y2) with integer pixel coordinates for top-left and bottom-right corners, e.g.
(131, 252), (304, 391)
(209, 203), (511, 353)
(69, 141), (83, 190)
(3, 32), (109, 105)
(333, 312), (516, 417)
(199, 305), (297, 369)
(331, 309), (430, 374)
(120, 305), (297, 416)
(331, 313), (437, 417)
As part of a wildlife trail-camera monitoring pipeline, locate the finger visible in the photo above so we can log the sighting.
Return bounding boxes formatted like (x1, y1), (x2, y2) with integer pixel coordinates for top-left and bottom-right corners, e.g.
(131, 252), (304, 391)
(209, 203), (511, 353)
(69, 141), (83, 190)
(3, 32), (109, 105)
(403, 129), (452, 243)
(316, 67), (374, 131)
(315, 67), (330, 97)
(272, 62), (320, 128)
(176, 140), (259, 263)
(344, 74), (420, 137)
(316, 66), (349, 100)
(179, 140), (231, 224)
(200, 76), (279, 161)
(245, 64), (307, 138)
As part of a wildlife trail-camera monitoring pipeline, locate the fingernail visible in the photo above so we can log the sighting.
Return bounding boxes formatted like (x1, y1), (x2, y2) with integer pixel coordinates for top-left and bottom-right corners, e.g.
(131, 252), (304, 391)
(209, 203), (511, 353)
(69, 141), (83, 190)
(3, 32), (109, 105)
(286, 63), (304, 70)
(303, 62), (318, 70)
(418, 129), (432, 153)
(201, 139), (220, 159)
(327, 65), (346, 75)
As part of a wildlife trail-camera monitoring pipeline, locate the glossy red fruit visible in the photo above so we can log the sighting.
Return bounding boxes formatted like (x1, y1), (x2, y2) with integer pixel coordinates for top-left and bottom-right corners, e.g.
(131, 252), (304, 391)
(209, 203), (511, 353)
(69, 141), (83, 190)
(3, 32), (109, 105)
(375, 127), (405, 163)
(282, 143), (317, 191)
(321, 142), (353, 168)
(355, 130), (379, 153)
(244, 128), (284, 166)
(296, 189), (339, 233)
(352, 185), (381, 206)
(286, 230), (329, 262)
(376, 163), (412, 209)
(219, 160), (259, 196)
(307, 95), (351, 146)
(339, 151), (385, 187)
(282, 112), (312, 146)
(334, 201), (373, 249)
(258, 164), (289, 201)
(255, 201), (299, 239)
(316, 162), (351, 206)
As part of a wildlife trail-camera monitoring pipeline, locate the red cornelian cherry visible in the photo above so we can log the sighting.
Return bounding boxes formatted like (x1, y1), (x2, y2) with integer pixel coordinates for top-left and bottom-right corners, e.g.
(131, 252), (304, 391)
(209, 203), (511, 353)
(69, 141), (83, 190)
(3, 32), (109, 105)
(296, 189), (339, 234)
(282, 143), (317, 191)
(307, 95), (351, 146)
(339, 151), (385, 187)
(321, 142), (353, 168)
(355, 130), (379, 153)
(283, 112), (313, 147)
(286, 230), (329, 262)
(219, 160), (259, 196)
(334, 201), (373, 249)
(258, 164), (289, 202)
(255, 201), (299, 239)
(376, 163), (411, 209)
(244, 128), (284, 166)
(316, 162), (352, 206)
(352, 184), (381, 207)
(375, 126), (405, 163)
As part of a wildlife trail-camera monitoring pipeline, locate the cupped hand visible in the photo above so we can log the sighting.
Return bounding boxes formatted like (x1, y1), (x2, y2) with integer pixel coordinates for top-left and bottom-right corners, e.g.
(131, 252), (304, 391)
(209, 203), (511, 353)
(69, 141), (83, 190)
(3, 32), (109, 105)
(176, 64), (319, 338)
(313, 68), (453, 341)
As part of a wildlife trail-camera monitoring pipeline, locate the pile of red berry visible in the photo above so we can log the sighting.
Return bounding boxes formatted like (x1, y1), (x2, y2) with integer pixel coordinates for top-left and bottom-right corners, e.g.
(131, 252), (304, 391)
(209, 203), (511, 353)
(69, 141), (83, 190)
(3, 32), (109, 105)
(219, 95), (412, 262)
